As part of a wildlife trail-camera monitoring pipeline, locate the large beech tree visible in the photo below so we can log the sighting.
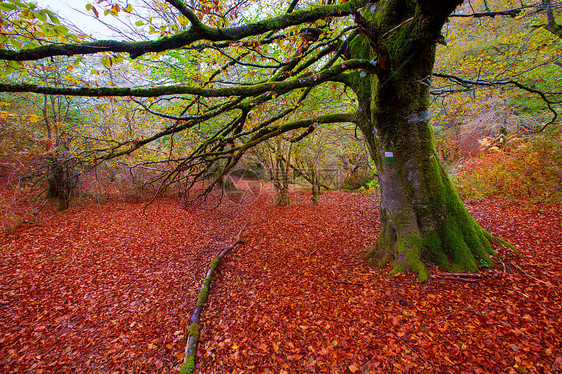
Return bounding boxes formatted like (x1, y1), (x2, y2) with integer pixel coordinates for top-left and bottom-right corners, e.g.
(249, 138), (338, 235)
(2, 0), (554, 278)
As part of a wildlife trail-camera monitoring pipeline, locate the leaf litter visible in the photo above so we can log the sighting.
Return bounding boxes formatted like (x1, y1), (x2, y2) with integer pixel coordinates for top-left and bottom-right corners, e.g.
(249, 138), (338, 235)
(0, 192), (560, 373)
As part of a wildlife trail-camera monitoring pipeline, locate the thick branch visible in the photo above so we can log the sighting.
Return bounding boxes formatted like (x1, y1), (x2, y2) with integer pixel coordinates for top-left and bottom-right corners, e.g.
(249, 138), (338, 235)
(353, 12), (390, 76)
(0, 0), (368, 61)
(0, 59), (375, 98)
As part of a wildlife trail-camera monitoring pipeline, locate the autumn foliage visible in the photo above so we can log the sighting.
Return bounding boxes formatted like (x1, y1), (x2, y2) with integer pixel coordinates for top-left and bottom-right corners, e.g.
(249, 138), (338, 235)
(455, 135), (562, 203)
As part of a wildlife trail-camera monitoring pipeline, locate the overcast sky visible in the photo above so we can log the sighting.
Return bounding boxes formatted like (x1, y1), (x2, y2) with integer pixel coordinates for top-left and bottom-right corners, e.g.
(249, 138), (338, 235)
(35, 0), (124, 38)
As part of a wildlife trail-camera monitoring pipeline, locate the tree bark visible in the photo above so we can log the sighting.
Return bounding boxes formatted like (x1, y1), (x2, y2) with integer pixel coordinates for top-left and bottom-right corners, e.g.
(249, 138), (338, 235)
(353, 0), (501, 279)
(311, 169), (321, 205)
(272, 142), (292, 206)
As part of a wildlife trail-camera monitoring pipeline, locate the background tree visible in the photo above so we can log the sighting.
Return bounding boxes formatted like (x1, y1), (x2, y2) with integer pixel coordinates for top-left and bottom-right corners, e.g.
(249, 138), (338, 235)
(250, 138), (292, 206)
(1, 63), (84, 211)
(0, 0), (560, 278)
(290, 129), (332, 205)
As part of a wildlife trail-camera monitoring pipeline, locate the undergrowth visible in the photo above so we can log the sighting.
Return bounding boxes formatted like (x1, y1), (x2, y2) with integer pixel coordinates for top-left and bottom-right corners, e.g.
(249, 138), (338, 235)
(453, 135), (562, 203)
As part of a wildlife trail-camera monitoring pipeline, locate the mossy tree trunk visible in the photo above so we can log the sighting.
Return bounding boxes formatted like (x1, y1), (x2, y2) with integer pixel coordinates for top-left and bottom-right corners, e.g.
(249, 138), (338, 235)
(349, 0), (498, 279)
(367, 87), (497, 279)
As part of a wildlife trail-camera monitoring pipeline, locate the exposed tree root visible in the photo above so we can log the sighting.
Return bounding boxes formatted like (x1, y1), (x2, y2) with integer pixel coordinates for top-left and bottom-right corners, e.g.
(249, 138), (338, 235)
(180, 223), (248, 374)
(366, 198), (512, 281)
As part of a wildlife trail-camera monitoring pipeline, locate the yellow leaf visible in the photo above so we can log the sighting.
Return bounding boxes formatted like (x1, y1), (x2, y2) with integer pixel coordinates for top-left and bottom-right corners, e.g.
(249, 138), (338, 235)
(148, 343), (157, 349)
(100, 56), (111, 67)
(349, 364), (359, 373)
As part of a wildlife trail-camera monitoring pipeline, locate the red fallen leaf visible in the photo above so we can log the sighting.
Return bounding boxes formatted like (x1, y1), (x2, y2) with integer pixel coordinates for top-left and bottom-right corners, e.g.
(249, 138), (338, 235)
(553, 356), (562, 373)
(2, 191), (561, 374)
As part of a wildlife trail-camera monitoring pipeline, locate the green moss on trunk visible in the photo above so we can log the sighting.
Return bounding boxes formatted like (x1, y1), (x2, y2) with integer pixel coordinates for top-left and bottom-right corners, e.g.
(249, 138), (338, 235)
(360, 0), (502, 279)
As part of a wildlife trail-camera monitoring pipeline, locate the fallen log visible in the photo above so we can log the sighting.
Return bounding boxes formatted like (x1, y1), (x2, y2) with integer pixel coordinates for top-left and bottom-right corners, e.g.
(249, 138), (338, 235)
(180, 223), (249, 374)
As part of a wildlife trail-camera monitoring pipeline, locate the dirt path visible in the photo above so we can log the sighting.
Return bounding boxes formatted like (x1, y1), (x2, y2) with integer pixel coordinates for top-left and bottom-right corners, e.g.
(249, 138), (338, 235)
(1, 191), (561, 373)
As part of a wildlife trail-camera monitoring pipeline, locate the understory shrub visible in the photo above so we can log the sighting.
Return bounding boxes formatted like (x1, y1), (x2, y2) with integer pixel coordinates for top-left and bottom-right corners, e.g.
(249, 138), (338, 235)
(454, 135), (562, 203)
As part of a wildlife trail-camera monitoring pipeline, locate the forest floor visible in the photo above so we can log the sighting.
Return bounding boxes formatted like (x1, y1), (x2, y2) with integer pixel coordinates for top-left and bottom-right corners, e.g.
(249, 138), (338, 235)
(0, 189), (561, 373)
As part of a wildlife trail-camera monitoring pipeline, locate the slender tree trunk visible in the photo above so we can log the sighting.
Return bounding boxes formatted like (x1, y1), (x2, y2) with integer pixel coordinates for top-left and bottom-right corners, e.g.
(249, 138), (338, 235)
(348, 0), (499, 279)
(274, 151), (290, 206)
(311, 167), (320, 205)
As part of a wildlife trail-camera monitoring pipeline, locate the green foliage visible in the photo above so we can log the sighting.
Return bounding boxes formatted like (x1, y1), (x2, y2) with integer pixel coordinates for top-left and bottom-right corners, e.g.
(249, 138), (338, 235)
(0, 0), (82, 77)
(359, 177), (379, 191)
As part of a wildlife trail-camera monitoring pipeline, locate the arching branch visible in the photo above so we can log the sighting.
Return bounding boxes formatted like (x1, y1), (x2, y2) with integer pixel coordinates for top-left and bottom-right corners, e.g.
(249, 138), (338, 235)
(0, 59), (375, 98)
(0, 0), (369, 61)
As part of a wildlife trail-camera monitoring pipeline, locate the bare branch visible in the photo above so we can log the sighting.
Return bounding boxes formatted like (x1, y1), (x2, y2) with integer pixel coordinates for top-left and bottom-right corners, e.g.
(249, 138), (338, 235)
(450, 8), (526, 18)
(164, 0), (202, 27)
(433, 72), (559, 133)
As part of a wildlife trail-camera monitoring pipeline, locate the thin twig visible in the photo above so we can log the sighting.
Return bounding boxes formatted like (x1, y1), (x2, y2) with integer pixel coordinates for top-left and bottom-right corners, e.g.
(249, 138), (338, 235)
(436, 272), (481, 278)
(435, 275), (478, 283)
(331, 279), (363, 287)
